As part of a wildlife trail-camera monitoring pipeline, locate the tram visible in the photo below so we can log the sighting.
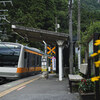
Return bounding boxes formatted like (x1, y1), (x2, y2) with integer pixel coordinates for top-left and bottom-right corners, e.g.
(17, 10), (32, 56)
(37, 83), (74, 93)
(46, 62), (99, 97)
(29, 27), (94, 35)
(0, 42), (45, 82)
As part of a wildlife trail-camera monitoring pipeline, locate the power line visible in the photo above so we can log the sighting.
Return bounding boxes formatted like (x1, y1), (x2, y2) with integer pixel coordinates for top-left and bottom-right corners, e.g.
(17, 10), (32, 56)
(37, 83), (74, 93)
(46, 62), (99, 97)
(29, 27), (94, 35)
(0, 0), (13, 41)
(0, 0), (13, 6)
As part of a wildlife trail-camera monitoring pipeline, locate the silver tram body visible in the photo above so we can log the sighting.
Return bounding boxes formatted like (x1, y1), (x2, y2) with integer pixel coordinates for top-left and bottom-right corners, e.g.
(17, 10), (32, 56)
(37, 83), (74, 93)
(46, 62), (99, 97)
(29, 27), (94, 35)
(0, 42), (44, 81)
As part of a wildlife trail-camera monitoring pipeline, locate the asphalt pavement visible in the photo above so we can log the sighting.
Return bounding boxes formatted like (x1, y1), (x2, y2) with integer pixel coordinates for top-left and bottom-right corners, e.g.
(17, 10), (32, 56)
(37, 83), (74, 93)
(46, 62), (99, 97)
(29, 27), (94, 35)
(0, 74), (80, 100)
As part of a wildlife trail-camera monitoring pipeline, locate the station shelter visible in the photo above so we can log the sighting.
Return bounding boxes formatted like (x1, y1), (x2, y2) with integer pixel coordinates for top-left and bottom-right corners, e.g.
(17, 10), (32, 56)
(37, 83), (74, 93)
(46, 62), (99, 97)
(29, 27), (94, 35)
(12, 25), (70, 81)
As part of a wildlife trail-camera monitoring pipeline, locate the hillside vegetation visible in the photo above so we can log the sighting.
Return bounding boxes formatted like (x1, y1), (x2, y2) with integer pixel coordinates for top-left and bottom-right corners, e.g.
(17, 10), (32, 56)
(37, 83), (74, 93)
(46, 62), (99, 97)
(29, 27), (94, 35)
(0, 0), (100, 46)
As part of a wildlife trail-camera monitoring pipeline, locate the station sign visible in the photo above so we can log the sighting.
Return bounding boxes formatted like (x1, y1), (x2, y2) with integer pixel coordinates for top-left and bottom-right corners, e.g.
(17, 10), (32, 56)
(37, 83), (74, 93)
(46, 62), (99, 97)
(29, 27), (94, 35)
(89, 39), (93, 57)
(52, 56), (56, 71)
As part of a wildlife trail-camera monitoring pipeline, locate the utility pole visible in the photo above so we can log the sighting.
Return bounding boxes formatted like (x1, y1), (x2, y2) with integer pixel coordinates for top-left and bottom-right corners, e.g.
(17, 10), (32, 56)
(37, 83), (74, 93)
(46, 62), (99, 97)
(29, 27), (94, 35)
(55, 17), (60, 32)
(69, 0), (73, 74)
(77, 0), (81, 70)
(55, 17), (57, 32)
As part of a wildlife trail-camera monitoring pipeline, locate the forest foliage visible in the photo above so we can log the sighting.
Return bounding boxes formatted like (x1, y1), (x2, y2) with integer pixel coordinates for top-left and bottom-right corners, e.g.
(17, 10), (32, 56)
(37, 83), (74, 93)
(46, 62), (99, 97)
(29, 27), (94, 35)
(0, 0), (100, 48)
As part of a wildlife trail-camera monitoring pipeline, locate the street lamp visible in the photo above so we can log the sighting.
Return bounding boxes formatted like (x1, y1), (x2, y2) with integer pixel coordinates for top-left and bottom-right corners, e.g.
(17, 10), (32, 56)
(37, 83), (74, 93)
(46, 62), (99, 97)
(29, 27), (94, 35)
(42, 40), (48, 78)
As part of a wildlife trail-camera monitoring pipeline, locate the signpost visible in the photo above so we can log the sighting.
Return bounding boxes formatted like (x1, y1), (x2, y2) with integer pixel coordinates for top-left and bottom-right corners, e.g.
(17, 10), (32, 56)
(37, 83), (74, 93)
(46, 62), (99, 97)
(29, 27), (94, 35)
(41, 55), (47, 72)
(89, 39), (93, 57)
(47, 46), (56, 55)
(47, 46), (56, 73)
(52, 56), (56, 71)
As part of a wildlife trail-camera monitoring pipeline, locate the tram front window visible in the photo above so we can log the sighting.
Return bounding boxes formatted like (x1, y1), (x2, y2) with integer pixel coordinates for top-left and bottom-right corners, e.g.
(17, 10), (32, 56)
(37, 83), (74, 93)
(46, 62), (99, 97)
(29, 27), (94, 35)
(0, 44), (21, 67)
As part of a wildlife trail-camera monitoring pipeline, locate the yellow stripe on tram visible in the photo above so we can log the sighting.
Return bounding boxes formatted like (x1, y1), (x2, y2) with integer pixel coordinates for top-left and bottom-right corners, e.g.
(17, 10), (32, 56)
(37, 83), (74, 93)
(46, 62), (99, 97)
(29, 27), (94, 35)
(24, 49), (43, 56)
(16, 67), (41, 73)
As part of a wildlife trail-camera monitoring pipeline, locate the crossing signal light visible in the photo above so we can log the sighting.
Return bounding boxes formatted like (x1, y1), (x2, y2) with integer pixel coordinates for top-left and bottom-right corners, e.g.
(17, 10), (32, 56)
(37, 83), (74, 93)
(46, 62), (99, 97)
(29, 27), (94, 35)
(47, 46), (56, 54)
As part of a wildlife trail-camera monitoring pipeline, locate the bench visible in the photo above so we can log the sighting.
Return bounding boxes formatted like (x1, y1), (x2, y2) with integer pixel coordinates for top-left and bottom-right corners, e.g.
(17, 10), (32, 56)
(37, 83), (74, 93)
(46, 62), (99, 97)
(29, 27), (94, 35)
(68, 63), (88, 92)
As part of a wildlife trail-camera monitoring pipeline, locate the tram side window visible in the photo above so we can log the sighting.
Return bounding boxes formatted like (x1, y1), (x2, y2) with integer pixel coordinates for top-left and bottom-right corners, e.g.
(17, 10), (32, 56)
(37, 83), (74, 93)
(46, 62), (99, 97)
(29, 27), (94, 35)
(35, 55), (37, 67)
(24, 52), (27, 59)
(36, 56), (41, 67)
(36, 55), (42, 67)
(39, 56), (41, 66)
(27, 52), (30, 68)
(24, 52), (35, 68)
(28, 53), (31, 67)
(33, 54), (36, 67)
(24, 52), (27, 68)
(36, 55), (39, 66)
(29, 53), (34, 67)
(31, 54), (34, 67)
(0, 44), (21, 67)
(24, 52), (30, 68)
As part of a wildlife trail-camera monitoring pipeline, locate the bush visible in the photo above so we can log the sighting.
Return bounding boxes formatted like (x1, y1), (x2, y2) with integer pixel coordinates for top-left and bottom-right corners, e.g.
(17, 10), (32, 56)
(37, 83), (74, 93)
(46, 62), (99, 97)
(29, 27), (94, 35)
(79, 79), (95, 93)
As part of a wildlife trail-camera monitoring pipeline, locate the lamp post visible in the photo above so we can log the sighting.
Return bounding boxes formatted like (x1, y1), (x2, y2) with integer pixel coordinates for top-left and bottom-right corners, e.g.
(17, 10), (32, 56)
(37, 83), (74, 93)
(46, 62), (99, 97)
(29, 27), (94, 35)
(43, 40), (47, 54)
(42, 40), (48, 78)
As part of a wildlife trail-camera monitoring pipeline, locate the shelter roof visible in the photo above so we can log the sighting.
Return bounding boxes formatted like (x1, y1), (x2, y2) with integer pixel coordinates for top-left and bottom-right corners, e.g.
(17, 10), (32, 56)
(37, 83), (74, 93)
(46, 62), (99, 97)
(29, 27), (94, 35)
(12, 25), (69, 45)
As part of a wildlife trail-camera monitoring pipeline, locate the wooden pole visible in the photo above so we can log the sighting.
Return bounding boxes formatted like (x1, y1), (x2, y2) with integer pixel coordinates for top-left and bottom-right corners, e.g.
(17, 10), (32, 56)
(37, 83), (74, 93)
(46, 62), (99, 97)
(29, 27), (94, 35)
(77, 0), (81, 70)
(69, 0), (73, 74)
(94, 33), (100, 100)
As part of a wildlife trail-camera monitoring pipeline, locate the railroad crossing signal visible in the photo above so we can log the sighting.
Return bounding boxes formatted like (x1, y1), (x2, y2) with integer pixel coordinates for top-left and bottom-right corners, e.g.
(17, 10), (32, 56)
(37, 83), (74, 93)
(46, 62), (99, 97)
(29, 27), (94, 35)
(47, 46), (56, 55)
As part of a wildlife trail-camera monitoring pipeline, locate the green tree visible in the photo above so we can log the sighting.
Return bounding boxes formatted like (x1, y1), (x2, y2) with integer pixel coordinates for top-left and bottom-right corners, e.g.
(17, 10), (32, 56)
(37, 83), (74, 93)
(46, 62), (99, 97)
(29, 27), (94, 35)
(43, 0), (56, 31)
(54, 0), (68, 33)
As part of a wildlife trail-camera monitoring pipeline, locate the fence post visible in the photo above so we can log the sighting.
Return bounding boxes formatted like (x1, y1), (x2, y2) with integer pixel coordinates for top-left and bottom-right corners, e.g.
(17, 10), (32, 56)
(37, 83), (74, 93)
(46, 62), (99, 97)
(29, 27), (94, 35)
(94, 33), (100, 100)
(88, 58), (91, 78)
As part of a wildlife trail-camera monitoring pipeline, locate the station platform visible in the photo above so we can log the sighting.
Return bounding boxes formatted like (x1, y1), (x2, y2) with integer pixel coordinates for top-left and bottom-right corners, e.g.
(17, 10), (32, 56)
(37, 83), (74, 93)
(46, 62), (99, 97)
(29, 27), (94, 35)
(0, 74), (79, 100)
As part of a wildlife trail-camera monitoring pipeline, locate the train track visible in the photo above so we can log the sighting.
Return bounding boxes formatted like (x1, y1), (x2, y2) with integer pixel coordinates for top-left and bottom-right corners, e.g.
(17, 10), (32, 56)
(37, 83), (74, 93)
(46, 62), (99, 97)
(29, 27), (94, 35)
(0, 78), (13, 85)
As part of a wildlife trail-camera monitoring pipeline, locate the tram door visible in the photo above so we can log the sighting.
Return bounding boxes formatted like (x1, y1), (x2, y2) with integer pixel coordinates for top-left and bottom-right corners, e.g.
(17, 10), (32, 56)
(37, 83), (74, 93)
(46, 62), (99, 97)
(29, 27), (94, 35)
(27, 53), (30, 71)
(24, 52), (29, 73)
(34, 55), (37, 72)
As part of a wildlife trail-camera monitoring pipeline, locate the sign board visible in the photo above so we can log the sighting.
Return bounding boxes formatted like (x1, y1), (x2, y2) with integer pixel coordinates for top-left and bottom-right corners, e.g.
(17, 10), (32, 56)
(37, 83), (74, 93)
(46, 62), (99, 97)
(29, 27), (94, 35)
(41, 55), (47, 71)
(89, 39), (93, 57)
(52, 56), (56, 71)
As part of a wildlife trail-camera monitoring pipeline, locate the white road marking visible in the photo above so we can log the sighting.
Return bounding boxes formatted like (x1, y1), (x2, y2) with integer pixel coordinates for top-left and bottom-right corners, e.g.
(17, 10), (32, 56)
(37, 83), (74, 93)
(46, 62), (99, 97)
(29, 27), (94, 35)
(17, 85), (26, 91)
